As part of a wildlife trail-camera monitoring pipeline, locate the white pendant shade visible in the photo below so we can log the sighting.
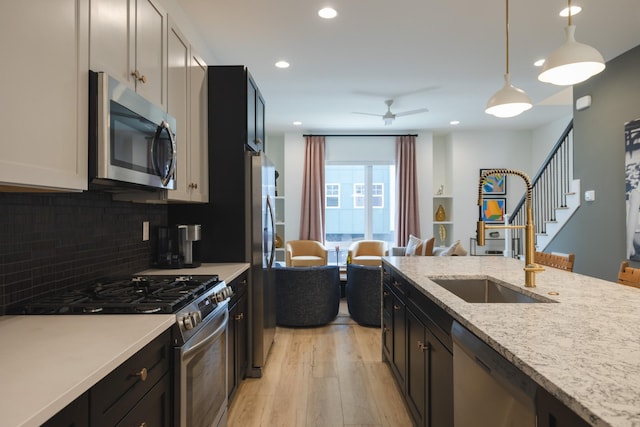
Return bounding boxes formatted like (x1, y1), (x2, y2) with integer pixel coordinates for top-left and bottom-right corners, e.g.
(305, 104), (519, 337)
(538, 25), (605, 86)
(485, 74), (532, 118)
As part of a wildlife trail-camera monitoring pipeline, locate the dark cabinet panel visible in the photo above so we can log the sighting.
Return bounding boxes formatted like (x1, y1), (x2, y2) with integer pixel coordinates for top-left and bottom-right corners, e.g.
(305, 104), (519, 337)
(91, 329), (172, 427)
(116, 373), (172, 427)
(228, 272), (249, 402)
(407, 309), (428, 427)
(382, 264), (453, 427)
(42, 392), (89, 427)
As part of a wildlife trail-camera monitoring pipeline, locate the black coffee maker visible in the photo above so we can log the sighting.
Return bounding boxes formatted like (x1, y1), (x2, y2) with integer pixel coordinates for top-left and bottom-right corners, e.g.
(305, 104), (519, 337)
(155, 225), (201, 268)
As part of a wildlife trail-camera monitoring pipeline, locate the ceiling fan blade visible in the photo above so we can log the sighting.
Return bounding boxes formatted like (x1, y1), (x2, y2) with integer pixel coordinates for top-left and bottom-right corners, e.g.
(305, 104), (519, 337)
(352, 112), (383, 117)
(395, 107), (429, 117)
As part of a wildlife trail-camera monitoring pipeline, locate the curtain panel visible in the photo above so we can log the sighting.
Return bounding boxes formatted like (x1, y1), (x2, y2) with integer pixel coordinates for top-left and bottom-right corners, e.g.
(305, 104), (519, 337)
(395, 135), (420, 246)
(299, 136), (326, 242)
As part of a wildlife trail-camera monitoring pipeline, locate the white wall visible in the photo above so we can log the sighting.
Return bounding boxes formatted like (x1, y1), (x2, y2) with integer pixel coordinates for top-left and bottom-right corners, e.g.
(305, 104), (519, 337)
(530, 115), (573, 171)
(447, 130), (532, 246)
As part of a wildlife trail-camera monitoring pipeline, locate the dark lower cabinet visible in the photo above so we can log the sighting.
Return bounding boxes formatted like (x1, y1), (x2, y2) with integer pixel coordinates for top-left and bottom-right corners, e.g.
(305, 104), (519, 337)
(42, 392), (89, 427)
(382, 264), (454, 427)
(228, 272), (249, 402)
(43, 329), (172, 426)
(536, 387), (591, 427)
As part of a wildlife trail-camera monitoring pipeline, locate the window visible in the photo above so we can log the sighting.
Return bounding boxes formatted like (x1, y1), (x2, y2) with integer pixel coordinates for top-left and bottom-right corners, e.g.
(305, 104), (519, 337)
(354, 183), (383, 208)
(353, 183), (364, 208)
(324, 164), (395, 251)
(325, 183), (340, 208)
(372, 183), (384, 208)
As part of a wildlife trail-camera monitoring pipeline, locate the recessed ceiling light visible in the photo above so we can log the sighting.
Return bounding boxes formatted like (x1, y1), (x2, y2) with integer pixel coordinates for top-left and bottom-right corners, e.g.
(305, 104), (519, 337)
(559, 5), (582, 17)
(275, 61), (290, 69)
(534, 59), (545, 67)
(449, 120), (460, 125)
(318, 7), (337, 19)
(293, 121), (302, 126)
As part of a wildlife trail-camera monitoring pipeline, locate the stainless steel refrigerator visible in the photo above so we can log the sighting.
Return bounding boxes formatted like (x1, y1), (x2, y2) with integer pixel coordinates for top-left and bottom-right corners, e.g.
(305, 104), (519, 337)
(168, 65), (276, 378)
(247, 151), (277, 377)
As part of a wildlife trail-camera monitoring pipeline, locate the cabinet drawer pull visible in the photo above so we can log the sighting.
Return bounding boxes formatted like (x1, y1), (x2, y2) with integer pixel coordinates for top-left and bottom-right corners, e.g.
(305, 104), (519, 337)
(417, 341), (429, 352)
(383, 291), (390, 297)
(135, 367), (148, 382)
(393, 304), (401, 311)
(139, 423), (147, 427)
(130, 70), (147, 84)
(235, 312), (244, 321)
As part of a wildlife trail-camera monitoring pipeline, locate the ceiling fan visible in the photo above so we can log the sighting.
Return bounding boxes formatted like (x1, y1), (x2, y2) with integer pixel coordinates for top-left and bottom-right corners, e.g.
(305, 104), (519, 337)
(353, 99), (429, 125)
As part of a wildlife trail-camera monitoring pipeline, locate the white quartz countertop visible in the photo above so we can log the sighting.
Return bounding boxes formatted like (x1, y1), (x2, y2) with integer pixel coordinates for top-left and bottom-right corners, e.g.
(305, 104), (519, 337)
(0, 262), (249, 427)
(0, 314), (175, 427)
(383, 256), (640, 427)
(137, 262), (250, 284)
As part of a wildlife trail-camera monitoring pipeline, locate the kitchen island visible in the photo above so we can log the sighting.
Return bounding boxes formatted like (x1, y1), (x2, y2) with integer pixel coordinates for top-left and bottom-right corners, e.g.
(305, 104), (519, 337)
(0, 262), (248, 427)
(382, 256), (640, 427)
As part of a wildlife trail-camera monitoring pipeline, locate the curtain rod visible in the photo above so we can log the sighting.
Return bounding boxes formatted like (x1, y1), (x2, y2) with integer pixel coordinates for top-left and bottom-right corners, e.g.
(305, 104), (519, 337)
(302, 133), (418, 137)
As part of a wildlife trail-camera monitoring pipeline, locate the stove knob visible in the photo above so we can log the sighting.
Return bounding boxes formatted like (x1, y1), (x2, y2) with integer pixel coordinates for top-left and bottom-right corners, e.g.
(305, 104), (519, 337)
(182, 314), (194, 330)
(190, 311), (202, 326)
(217, 286), (234, 301)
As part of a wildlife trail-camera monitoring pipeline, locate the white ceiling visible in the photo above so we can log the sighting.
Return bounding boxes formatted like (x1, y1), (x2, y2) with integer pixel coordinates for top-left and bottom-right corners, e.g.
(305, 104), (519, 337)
(177, 0), (640, 134)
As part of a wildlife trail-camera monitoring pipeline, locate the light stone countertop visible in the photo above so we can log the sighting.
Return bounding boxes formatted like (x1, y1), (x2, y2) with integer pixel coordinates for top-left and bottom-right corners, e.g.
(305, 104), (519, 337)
(0, 262), (249, 427)
(382, 256), (640, 427)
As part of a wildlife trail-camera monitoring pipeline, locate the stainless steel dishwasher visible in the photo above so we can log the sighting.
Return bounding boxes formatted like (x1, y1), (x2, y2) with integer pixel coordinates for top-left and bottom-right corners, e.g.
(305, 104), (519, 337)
(452, 321), (537, 427)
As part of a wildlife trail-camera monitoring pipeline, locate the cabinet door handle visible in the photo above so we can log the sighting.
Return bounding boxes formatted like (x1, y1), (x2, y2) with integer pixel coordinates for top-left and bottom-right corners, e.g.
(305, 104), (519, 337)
(139, 423), (147, 427)
(393, 304), (401, 311)
(417, 341), (429, 352)
(131, 70), (147, 84)
(135, 367), (148, 382)
(383, 291), (390, 297)
(235, 312), (244, 321)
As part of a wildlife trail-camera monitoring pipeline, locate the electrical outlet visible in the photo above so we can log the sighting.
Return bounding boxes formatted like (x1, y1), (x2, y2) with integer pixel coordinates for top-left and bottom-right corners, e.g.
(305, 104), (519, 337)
(142, 221), (150, 241)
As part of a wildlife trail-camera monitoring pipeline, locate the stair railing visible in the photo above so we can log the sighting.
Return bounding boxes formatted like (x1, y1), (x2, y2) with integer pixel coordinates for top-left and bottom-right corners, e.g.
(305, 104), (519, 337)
(508, 120), (574, 257)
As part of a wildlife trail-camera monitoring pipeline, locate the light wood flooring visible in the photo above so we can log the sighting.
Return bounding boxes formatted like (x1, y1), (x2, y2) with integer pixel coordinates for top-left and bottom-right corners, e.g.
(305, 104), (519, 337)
(228, 302), (413, 427)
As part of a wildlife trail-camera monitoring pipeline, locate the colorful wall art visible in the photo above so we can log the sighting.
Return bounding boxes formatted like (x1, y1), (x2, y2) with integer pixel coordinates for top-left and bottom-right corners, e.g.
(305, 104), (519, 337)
(482, 198), (506, 224)
(480, 169), (507, 195)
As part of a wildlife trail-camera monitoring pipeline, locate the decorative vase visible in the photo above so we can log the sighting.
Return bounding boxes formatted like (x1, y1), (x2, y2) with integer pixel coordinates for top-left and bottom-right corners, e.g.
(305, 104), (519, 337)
(435, 204), (446, 221)
(275, 234), (283, 248)
(439, 224), (447, 245)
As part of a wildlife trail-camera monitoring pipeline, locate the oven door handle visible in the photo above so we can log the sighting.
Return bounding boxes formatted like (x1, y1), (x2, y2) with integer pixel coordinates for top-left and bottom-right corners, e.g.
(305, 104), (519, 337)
(182, 310), (228, 360)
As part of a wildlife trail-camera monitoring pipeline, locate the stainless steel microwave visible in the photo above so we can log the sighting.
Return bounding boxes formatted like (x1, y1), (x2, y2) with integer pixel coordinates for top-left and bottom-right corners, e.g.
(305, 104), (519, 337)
(89, 71), (177, 190)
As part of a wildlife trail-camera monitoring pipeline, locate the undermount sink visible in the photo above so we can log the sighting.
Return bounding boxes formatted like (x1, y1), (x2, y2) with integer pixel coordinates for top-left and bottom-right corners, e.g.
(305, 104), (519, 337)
(429, 277), (553, 303)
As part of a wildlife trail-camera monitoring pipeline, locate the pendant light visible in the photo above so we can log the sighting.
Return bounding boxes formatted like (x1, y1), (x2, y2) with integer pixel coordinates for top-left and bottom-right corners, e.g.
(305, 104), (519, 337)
(538, 0), (605, 86)
(485, 0), (532, 118)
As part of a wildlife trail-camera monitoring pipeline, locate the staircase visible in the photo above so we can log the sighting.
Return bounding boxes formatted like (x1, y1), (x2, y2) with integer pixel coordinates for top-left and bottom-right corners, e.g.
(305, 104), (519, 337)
(508, 120), (580, 256)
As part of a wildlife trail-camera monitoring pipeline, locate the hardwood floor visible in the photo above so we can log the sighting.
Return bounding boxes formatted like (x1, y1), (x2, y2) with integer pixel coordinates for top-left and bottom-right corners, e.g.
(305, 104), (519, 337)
(228, 308), (413, 427)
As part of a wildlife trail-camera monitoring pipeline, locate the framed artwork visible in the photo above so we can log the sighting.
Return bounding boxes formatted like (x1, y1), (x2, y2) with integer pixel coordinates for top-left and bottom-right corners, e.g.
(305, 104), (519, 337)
(480, 169), (507, 195)
(482, 198), (506, 224)
(625, 118), (640, 260)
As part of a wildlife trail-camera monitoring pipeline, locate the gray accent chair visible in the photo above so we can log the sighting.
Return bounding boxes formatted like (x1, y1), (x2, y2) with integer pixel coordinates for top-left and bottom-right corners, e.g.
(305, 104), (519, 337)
(275, 265), (340, 327)
(345, 264), (381, 327)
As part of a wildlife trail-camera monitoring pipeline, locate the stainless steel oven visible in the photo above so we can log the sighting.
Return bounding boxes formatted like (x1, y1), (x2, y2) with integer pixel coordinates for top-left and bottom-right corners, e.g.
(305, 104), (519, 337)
(89, 70), (177, 190)
(174, 283), (232, 427)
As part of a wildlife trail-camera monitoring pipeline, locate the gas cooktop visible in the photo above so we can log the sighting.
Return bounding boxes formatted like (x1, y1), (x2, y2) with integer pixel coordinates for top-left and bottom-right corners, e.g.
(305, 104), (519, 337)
(11, 275), (221, 315)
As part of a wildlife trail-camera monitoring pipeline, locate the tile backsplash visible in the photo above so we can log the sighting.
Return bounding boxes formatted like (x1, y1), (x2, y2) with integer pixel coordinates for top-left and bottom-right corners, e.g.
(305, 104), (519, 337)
(0, 191), (167, 314)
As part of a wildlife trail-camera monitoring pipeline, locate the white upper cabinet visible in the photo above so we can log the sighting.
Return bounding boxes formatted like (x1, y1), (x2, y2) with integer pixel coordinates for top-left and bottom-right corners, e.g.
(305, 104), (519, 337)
(166, 18), (208, 203)
(0, 0), (89, 191)
(90, 0), (167, 109)
(188, 52), (209, 203)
